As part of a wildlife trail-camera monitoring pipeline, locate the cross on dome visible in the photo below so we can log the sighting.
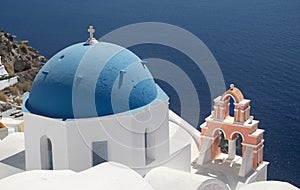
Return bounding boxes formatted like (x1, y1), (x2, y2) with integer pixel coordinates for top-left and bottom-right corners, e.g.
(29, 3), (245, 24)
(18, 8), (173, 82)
(86, 25), (98, 44)
(88, 26), (95, 39)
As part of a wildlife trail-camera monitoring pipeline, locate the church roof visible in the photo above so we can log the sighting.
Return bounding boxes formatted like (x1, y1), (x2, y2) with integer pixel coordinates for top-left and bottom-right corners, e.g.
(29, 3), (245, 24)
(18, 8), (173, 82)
(239, 181), (299, 190)
(0, 162), (154, 190)
(25, 41), (159, 119)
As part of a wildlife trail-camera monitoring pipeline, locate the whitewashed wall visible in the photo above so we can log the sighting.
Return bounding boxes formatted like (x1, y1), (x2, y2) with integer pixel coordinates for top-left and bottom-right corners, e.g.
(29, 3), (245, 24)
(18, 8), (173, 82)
(0, 76), (18, 90)
(24, 98), (191, 175)
(0, 65), (9, 77)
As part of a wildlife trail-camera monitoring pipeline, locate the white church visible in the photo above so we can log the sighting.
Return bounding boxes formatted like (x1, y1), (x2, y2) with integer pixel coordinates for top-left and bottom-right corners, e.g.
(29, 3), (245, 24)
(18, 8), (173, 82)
(22, 26), (194, 176)
(0, 26), (298, 190)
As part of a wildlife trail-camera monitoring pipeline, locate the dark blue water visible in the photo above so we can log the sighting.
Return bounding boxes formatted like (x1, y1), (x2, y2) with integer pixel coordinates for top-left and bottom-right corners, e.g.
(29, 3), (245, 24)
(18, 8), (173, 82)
(1, 0), (299, 186)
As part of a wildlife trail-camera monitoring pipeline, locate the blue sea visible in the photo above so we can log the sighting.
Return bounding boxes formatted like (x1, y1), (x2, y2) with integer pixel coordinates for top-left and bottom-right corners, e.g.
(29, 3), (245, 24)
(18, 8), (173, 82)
(1, 0), (299, 186)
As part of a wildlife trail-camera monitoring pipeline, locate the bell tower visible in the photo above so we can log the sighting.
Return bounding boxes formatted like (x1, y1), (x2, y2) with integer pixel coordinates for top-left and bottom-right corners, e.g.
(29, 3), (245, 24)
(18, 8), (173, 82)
(198, 84), (265, 177)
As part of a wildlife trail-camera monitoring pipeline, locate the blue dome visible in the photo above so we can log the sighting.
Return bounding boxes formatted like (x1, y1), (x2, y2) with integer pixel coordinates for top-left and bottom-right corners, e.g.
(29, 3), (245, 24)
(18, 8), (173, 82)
(26, 42), (158, 119)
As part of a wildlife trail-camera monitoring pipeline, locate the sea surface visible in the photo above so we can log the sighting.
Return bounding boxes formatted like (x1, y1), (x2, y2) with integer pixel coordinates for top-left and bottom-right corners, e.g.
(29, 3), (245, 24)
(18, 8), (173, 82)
(1, 0), (299, 186)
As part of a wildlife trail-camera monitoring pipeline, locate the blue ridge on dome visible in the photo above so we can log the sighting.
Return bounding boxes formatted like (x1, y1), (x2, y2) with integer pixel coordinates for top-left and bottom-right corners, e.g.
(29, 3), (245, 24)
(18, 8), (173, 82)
(26, 42), (158, 119)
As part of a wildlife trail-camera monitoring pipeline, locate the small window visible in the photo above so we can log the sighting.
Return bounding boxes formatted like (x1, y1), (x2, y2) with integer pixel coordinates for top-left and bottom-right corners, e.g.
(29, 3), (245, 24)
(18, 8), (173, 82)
(92, 141), (108, 166)
(145, 129), (155, 165)
(40, 136), (53, 170)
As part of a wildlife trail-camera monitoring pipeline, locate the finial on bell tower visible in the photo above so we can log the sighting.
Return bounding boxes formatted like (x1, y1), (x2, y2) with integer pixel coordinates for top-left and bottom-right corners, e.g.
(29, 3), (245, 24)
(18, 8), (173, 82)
(86, 26), (99, 44)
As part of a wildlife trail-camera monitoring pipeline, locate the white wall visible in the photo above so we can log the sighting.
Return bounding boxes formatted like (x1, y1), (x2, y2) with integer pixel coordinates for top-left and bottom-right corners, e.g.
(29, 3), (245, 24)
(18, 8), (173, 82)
(24, 98), (175, 174)
(65, 98), (170, 172)
(0, 65), (8, 77)
(24, 113), (69, 170)
(0, 76), (18, 90)
(0, 128), (8, 140)
(24, 93), (191, 175)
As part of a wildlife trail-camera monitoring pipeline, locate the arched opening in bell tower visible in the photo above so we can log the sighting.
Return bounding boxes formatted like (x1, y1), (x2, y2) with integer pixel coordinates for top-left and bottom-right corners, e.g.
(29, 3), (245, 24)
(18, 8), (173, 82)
(235, 134), (243, 156)
(229, 132), (244, 158)
(219, 130), (228, 154)
(212, 129), (228, 155)
(229, 96), (235, 117)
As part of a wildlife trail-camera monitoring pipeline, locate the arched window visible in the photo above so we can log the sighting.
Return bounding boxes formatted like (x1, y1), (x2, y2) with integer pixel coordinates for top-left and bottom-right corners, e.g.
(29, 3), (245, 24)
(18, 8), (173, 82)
(40, 135), (53, 170)
(229, 96), (235, 117)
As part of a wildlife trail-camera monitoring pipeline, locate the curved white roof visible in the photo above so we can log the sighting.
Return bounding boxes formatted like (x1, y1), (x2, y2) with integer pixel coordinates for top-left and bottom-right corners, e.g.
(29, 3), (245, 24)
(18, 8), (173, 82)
(145, 167), (230, 190)
(240, 181), (299, 190)
(0, 162), (154, 190)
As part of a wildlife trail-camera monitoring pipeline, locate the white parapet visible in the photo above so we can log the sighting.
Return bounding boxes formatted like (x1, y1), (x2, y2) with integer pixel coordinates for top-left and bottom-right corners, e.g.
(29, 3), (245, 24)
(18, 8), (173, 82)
(169, 110), (201, 150)
(0, 76), (18, 90)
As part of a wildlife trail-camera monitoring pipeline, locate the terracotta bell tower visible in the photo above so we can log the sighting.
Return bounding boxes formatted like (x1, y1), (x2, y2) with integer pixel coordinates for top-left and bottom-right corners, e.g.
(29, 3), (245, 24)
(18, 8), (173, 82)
(198, 84), (265, 177)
